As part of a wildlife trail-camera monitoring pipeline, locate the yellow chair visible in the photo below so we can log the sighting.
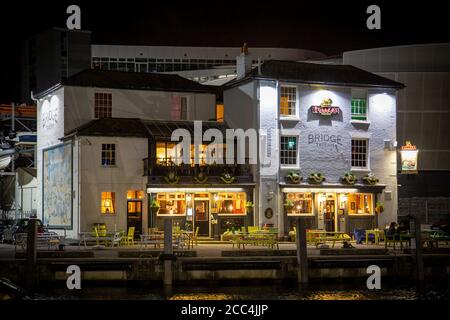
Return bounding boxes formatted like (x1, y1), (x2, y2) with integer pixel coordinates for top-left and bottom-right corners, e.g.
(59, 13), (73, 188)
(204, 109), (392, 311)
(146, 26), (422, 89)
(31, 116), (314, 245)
(190, 226), (200, 247)
(125, 227), (135, 246)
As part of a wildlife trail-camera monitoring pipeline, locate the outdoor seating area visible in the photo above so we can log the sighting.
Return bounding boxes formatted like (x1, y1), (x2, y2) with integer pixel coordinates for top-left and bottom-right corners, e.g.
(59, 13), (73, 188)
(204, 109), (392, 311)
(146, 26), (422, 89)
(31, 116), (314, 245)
(222, 226), (279, 250)
(14, 232), (62, 252)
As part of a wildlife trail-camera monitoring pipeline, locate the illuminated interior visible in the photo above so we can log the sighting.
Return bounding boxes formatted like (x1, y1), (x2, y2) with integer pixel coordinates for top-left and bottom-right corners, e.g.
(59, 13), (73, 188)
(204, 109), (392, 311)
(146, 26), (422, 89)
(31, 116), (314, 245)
(216, 103), (224, 122)
(348, 193), (373, 214)
(127, 190), (143, 199)
(285, 192), (313, 215)
(156, 193), (186, 215)
(101, 192), (115, 214)
(217, 192), (247, 215)
(156, 142), (210, 165)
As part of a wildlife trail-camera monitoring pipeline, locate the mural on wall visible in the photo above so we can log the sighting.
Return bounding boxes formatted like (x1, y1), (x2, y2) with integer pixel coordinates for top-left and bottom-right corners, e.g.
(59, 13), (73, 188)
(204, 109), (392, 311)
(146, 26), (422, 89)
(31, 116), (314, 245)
(43, 143), (72, 229)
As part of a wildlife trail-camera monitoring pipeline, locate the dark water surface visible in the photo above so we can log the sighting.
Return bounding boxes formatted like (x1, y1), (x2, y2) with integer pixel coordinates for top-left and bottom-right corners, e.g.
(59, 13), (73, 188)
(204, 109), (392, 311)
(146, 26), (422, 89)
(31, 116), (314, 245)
(34, 282), (450, 300)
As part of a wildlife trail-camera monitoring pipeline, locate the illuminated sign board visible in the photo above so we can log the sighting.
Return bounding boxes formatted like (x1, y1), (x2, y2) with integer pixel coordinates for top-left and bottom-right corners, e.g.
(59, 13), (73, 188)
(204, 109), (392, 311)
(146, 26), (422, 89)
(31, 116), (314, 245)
(311, 98), (340, 116)
(400, 141), (418, 174)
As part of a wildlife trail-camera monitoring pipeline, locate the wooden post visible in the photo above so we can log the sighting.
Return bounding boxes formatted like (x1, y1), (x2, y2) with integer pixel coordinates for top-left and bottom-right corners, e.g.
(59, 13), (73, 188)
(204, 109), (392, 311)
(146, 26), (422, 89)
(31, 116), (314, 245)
(413, 215), (424, 284)
(163, 218), (173, 286)
(26, 218), (37, 292)
(296, 218), (308, 285)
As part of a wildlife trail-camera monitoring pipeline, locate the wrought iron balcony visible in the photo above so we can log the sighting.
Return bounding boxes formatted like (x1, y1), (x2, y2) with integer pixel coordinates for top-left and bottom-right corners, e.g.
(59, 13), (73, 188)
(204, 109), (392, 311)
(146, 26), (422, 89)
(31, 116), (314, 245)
(143, 157), (253, 183)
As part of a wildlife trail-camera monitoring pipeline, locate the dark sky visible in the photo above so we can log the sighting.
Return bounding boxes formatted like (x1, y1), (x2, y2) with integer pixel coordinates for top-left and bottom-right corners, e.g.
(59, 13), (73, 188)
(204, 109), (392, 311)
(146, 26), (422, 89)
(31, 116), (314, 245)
(0, 0), (449, 103)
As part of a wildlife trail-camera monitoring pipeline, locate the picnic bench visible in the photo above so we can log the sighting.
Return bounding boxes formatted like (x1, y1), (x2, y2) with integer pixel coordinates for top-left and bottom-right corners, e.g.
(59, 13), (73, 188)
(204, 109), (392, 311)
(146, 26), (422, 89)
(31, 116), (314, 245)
(231, 231), (279, 250)
(307, 230), (352, 248)
(15, 232), (62, 252)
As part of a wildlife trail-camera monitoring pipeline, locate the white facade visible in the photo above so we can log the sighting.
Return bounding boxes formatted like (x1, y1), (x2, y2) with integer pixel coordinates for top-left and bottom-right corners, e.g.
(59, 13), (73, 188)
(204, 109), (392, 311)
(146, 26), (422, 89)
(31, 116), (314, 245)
(224, 79), (399, 233)
(36, 83), (216, 238)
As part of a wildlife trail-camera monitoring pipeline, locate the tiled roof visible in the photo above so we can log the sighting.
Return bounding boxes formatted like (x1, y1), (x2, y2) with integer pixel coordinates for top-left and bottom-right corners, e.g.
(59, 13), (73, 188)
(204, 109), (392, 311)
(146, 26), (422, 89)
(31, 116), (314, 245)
(62, 69), (218, 94)
(224, 60), (405, 89)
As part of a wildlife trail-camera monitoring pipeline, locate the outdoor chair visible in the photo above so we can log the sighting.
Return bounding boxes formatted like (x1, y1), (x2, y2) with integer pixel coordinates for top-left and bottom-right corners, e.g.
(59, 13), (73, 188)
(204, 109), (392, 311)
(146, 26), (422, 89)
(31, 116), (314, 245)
(124, 227), (135, 246)
(190, 226), (199, 247)
(384, 230), (410, 249)
(111, 232), (122, 247)
(248, 226), (259, 233)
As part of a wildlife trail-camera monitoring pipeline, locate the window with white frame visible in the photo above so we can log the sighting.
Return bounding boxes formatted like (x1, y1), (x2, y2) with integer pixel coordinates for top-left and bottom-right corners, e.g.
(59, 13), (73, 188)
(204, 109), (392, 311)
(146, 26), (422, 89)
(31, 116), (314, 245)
(351, 139), (368, 169)
(101, 144), (116, 166)
(280, 136), (298, 167)
(171, 96), (188, 120)
(280, 86), (297, 117)
(94, 92), (112, 118)
(351, 88), (368, 121)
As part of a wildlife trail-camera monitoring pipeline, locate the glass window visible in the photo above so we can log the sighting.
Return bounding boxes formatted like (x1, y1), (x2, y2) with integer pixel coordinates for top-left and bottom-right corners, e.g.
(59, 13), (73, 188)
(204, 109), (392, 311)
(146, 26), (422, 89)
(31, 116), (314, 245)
(351, 89), (368, 121)
(216, 192), (247, 215)
(101, 192), (115, 214)
(348, 193), (373, 214)
(280, 86), (297, 116)
(94, 92), (112, 118)
(280, 136), (298, 167)
(216, 103), (224, 122)
(101, 144), (116, 166)
(171, 96), (188, 120)
(351, 139), (368, 169)
(127, 190), (143, 199)
(285, 192), (313, 215)
(156, 193), (186, 215)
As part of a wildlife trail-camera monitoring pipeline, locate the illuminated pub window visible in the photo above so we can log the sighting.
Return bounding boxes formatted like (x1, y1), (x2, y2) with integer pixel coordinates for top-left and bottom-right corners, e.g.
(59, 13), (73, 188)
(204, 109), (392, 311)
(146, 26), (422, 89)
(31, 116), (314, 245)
(156, 193), (186, 215)
(285, 192), (313, 215)
(101, 192), (115, 214)
(216, 103), (224, 122)
(156, 142), (210, 166)
(127, 190), (143, 199)
(280, 86), (297, 116)
(217, 192), (247, 214)
(348, 193), (373, 214)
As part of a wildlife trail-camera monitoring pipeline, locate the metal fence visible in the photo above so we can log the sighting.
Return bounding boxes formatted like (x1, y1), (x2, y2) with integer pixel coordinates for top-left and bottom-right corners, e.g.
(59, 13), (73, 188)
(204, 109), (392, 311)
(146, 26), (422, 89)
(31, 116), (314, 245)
(0, 209), (35, 220)
(398, 197), (450, 224)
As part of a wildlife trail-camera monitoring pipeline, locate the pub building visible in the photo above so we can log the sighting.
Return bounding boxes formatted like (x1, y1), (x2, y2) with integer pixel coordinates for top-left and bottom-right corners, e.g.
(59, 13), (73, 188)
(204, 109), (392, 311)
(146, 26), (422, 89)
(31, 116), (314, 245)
(223, 57), (404, 235)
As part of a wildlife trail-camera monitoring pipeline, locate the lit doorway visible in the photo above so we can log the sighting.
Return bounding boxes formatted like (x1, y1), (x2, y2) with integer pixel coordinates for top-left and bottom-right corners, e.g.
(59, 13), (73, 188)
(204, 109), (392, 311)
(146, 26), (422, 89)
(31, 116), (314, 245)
(194, 198), (210, 237)
(318, 193), (337, 232)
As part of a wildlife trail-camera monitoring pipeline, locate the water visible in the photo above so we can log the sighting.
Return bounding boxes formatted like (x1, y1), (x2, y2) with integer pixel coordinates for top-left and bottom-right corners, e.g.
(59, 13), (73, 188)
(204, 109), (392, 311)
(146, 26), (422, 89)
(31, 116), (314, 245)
(33, 282), (449, 300)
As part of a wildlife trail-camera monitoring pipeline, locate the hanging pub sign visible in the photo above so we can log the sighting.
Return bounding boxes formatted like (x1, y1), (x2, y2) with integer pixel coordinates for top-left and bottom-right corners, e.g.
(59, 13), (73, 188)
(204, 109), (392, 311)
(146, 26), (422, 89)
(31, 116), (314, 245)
(311, 98), (340, 116)
(400, 141), (418, 174)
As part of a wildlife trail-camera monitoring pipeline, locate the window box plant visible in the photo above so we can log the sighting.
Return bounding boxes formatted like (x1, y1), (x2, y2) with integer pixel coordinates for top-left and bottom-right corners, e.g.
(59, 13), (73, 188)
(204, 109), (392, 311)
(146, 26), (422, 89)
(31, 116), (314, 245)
(308, 172), (325, 184)
(245, 201), (254, 213)
(341, 172), (357, 185)
(164, 170), (180, 184)
(375, 202), (384, 214)
(220, 172), (236, 184)
(362, 173), (379, 185)
(193, 171), (208, 183)
(286, 171), (302, 184)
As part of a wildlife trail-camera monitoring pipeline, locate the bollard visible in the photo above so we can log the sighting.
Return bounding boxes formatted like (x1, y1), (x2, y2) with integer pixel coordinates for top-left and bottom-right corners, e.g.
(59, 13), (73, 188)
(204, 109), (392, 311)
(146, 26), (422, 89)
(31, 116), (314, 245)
(296, 218), (309, 285)
(163, 218), (173, 286)
(412, 216), (425, 285)
(26, 218), (37, 292)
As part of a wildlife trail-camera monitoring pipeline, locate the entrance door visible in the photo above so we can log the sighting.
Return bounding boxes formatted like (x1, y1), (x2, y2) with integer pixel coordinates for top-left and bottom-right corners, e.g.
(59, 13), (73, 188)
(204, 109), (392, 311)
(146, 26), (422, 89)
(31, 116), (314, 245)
(194, 200), (209, 237)
(324, 199), (336, 232)
(127, 200), (142, 238)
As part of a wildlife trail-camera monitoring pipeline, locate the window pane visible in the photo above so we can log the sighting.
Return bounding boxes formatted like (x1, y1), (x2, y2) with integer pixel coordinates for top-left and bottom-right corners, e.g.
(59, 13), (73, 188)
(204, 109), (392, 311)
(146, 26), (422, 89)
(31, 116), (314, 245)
(280, 86), (297, 116)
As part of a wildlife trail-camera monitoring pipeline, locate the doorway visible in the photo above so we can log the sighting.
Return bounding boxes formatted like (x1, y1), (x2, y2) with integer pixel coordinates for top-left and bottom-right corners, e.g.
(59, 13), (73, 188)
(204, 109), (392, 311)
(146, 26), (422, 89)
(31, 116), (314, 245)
(318, 193), (337, 232)
(194, 199), (210, 237)
(127, 200), (142, 238)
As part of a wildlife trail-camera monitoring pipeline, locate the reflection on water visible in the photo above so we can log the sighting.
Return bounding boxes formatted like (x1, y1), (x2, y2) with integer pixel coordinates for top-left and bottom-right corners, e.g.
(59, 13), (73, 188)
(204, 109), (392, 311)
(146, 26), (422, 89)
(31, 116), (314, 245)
(34, 282), (449, 300)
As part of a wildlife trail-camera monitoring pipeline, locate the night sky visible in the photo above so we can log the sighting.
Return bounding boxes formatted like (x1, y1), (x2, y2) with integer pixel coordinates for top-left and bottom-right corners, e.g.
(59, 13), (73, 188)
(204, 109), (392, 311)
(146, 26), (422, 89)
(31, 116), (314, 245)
(0, 0), (449, 103)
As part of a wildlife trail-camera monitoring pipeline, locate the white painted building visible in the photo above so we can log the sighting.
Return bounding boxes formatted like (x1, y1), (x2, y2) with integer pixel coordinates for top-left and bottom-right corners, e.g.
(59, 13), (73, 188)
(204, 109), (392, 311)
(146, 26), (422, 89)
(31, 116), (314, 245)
(35, 70), (218, 238)
(223, 56), (404, 234)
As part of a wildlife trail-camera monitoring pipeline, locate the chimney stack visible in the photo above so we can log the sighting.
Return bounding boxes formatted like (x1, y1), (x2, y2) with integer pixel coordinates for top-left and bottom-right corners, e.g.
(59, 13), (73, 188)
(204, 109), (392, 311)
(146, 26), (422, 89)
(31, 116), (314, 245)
(236, 43), (252, 79)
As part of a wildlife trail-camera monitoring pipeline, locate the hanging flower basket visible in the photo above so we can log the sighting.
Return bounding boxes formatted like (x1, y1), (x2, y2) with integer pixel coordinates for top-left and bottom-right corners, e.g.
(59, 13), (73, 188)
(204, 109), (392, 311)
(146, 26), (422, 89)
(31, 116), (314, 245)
(150, 200), (160, 214)
(164, 171), (180, 184)
(375, 202), (384, 214)
(308, 172), (325, 184)
(193, 171), (208, 183)
(220, 172), (236, 184)
(362, 173), (379, 185)
(286, 171), (302, 184)
(284, 199), (294, 209)
(341, 172), (357, 185)
(245, 201), (254, 213)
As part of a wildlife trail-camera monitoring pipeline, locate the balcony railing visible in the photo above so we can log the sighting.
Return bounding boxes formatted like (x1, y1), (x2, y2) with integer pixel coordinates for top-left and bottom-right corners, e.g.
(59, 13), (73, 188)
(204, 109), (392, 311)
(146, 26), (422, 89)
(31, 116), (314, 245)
(143, 157), (253, 183)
